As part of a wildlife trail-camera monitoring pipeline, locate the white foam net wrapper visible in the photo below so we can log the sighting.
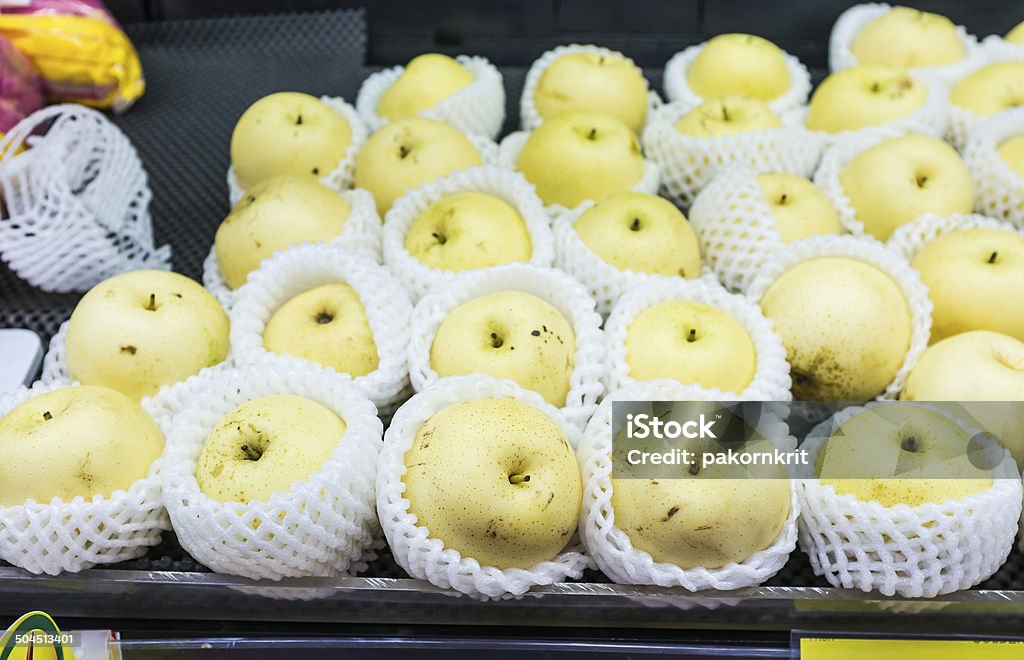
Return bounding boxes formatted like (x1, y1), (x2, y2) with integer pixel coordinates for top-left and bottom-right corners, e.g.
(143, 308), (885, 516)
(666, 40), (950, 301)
(407, 264), (605, 433)
(497, 131), (661, 218)
(946, 50), (1024, 152)
(887, 213), (1021, 261)
(662, 42), (811, 114)
(203, 187), (383, 311)
(578, 380), (799, 589)
(784, 69), (950, 143)
(518, 44), (660, 132)
(689, 161), (801, 293)
(226, 97), (368, 207)
(160, 361), (383, 580)
(604, 277), (792, 401)
(552, 199), (718, 316)
(0, 379), (170, 575)
(963, 107), (1024, 229)
(0, 105), (172, 293)
(642, 101), (825, 208)
(982, 34), (1024, 61)
(828, 3), (985, 84)
(814, 128), (932, 237)
(381, 165), (555, 303)
(228, 243), (412, 415)
(745, 234), (932, 401)
(356, 55), (506, 140)
(378, 374), (590, 599)
(798, 402), (1023, 597)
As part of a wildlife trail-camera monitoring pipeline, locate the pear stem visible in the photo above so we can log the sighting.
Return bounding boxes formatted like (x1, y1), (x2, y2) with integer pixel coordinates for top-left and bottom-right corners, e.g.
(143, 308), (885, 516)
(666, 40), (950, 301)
(989, 252), (998, 264)
(689, 462), (700, 476)
(145, 293), (157, 311)
(241, 444), (263, 461)
(490, 332), (503, 349)
(587, 128), (597, 140)
(509, 474), (530, 484)
(687, 328), (697, 343)
(42, 411), (52, 421)
(902, 436), (918, 453)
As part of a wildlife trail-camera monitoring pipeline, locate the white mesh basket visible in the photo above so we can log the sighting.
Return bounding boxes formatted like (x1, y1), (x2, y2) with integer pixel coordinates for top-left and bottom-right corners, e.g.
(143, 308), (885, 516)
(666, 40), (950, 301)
(497, 130), (661, 218)
(356, 55), (505, 140)
(552, 199), (717, 316)
(887, 213), (1020, 261)
(786, 69), (949, 142)
(203, 187), (383, 311)
(160, 361), (383, 580)
(0, 379), (170, 575)
(688, 161), (837, 294)
(407, 264), (605, 434)
(381, 165), (555, 303)
(798, 402), (1023, 597)
(946, 51), (1024, 151)
(226, 97), (368, 206)
(0, 105), (172, 293)
(377, 374), (590, 599)
(963, 108), (1024, 229)
(828, 3), (984, 84)
(642, 101), (825, 208)
(604, 277), (792, 401)
(578, 380), (799, 589)
(662, 42), (811, 114)
(519, 44), (659, 132)
(746, 234), (932, 401)
(228, 243), (412, 415)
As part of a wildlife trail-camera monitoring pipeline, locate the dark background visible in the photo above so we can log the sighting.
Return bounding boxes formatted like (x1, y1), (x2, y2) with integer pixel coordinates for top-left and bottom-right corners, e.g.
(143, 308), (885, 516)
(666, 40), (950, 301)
(105, 0), (1022, 68)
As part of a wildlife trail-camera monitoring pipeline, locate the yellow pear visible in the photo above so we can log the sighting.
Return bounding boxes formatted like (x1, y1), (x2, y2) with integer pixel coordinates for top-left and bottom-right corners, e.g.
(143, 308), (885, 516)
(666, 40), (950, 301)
(378, 53), (475, 121)
(950, 62), (1024, 115)
(263, 283), (379, 377)
(0, 386), (164, 506)
(805, 65), (927, 133)
(850, 7), (966, 68)
(404, 192), (531, 270)
(430, 291), (576, 406)
(998, 133), (1024, 177)
(686, 33), (791, 102)
(195, 395), (345, 504)
(675, 95), (781, 137)
(402, 398), (582, 569)
(534, 51), (649, 133)
(756, 173), (842, 242)
(759, 257), (912, 401)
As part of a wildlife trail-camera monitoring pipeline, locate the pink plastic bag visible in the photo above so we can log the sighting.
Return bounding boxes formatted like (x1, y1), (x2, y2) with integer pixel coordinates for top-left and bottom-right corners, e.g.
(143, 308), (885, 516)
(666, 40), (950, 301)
(0, 34), (42, 133)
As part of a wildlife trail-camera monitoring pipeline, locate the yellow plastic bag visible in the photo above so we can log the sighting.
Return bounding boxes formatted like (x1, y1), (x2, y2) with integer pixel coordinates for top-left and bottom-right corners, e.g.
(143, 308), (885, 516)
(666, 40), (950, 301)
(0, 1), (144, 112)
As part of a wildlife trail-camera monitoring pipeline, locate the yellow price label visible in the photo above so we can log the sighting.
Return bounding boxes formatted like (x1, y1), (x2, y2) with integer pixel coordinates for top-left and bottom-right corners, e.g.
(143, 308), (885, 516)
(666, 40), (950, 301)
(801, 637), (1024, 659)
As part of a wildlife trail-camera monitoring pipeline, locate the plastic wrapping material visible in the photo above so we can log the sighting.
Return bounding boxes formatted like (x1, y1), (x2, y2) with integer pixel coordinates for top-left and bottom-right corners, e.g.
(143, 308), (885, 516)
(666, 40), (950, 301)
(662, 42), (811, 114)
(604, 277), (791, 401)
(226, 96), (368, 207)
(963, 108), (1024, 229)
(0, 104), (171, 293)
(357, 55), (505, 139)
(642, 101), (825, 208)
(577, 379), (799, 589)
(203, 187), (383, 311)
(745, 234), (932, 401)
(407, 264), (605, 434)
(798, 403), (1023, 597)
(160, 361), (383, 580)
(377, 374), (590, 599)
(0, 0), (145, 111)
(381, 165), (555, 302)
(828, 3), (984, 84)
(0, 379), (170, 575)
(228, 243), (412, 414)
